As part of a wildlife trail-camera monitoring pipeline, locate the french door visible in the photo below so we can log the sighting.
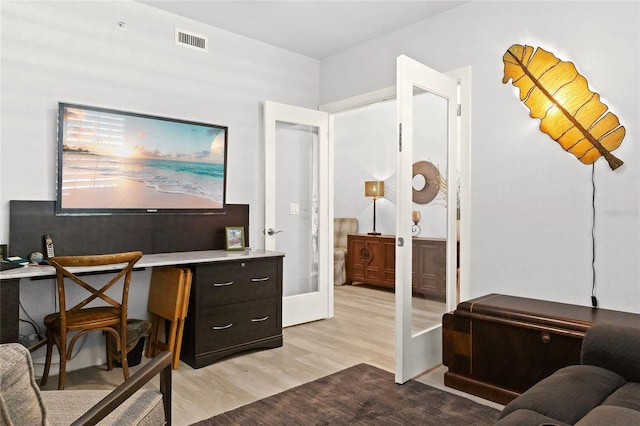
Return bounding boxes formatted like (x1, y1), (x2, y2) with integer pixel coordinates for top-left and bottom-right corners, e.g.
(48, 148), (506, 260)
(264, 101), (332, 327)
(395, 56), (458, 383)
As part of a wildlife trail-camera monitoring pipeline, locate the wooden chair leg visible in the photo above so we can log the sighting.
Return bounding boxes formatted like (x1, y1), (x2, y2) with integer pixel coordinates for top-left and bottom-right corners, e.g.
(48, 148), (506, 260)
(40, 331), (53, 386)
(106, 335), (114, 371)
(58, 341), (67, 390)
(120, 331), (129, 380)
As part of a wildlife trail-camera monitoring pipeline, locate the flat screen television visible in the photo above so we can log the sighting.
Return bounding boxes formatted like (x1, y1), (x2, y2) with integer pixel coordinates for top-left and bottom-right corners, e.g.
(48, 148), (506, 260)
(57, 102), (228, 215)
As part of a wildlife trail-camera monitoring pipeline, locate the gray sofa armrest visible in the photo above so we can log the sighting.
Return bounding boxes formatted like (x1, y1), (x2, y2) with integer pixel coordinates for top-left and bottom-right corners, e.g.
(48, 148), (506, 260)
(71, 351), (172, 426)
(581, 322), (640, 382)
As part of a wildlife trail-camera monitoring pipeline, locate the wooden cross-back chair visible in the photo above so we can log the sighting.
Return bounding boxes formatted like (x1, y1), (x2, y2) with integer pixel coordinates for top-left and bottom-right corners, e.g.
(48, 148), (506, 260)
(41, 251), (143, 390)
(145, 266), (193, 369)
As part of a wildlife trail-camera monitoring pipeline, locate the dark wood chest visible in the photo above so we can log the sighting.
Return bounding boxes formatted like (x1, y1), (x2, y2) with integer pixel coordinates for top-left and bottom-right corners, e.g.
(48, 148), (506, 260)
(443, 293), (640, 405)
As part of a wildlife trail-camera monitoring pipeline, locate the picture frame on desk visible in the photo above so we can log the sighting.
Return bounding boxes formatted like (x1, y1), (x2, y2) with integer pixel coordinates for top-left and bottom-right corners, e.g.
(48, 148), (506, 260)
(225, 226), (245, 251)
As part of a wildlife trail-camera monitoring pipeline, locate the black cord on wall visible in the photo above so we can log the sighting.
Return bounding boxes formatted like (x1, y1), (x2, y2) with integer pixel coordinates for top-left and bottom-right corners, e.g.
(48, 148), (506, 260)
(591, 165), (598, 308)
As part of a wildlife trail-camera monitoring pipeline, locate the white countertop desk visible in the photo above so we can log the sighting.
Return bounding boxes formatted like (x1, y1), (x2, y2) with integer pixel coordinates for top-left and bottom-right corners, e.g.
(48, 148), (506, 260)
(0, 249), (285, 343)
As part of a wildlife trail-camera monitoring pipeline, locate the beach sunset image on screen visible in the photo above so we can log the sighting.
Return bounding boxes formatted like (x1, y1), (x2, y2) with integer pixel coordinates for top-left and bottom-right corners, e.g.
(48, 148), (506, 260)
(57, 103), (227, 213)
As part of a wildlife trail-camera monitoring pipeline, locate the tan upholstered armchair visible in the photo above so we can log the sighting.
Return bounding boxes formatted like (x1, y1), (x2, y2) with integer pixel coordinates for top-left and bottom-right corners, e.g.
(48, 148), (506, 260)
(334, 218), (358, 285)
(0, 343), (172, 425)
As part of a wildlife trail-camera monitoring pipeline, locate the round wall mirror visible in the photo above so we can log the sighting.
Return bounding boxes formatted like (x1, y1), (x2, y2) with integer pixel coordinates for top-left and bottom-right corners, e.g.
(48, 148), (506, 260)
(412, 161), (441, 204)
(412, 174), (426, 192)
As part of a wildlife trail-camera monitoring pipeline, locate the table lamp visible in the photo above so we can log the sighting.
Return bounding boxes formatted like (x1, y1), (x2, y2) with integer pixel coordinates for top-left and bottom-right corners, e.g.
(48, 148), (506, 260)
(365, 181), (384, 235)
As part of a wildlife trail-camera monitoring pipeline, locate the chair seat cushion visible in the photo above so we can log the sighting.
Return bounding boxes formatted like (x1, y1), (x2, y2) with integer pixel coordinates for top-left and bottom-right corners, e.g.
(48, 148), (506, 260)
(41, 389), (164, 425)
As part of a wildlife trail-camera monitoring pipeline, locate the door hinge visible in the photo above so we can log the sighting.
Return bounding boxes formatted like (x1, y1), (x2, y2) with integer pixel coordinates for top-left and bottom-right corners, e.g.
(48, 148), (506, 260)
(457, 104), (462, 117)
(398, 123), (402, 152)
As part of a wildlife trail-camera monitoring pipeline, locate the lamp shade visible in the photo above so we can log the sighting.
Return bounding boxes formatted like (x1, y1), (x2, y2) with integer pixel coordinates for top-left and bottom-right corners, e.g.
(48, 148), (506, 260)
(365, 181), (384, 198)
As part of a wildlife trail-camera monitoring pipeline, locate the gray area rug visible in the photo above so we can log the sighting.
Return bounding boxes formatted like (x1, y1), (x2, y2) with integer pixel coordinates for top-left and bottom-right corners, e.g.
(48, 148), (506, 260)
(192, 363), (500, 425)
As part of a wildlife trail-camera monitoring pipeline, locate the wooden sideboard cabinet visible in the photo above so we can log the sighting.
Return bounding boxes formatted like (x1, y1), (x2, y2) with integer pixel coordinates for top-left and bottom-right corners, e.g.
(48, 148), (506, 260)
(181, 255), (284, 369)
(442, 293), (640, 405)
(347, 234), (395, 289)
(346, 234), (447, 300)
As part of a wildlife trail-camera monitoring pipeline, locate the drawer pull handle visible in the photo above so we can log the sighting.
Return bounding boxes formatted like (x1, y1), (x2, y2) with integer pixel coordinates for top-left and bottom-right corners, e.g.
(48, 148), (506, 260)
(212, 323), (233, 330)
(213, 281), (234, 287)
(251, 277), (270, 282)
(251, 316), (269, 322)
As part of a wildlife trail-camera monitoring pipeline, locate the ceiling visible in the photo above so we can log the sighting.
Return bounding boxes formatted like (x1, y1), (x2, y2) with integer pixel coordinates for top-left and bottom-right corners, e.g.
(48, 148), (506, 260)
(138, 1), (468, 59)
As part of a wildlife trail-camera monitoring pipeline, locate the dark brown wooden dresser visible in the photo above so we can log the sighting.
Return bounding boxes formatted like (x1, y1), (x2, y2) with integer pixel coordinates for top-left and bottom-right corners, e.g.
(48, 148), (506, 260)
(181, 254), (284, 368)
(346, 234), (448, 300)
(412, 238), (446, 301)
(443, 293), (640, 405)
(346, 234), (395, 289)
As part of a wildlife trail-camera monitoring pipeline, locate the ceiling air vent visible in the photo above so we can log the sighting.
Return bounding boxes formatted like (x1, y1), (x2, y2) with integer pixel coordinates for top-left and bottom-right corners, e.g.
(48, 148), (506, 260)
(175, 28), (208, 52)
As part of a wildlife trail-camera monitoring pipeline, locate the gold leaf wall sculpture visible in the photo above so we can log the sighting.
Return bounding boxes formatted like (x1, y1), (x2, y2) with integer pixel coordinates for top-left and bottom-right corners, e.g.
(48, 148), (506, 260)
(502, 44), (625, 170)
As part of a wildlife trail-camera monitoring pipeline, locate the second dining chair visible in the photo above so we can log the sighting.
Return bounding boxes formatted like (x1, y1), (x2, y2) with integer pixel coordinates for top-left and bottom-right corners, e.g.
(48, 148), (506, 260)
(40, 251), (143, 390)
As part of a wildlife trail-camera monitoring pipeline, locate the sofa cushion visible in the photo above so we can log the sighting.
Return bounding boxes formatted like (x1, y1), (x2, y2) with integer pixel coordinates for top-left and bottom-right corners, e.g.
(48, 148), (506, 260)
(0, 343), (48, 426)
(602, 382), (640, 411)
(494, 408), (570, 426)
(499, 364), (626, 424)
(581, 322), (640, 382)
(575, 405), (640, 426)
(41, 389), (164, 425)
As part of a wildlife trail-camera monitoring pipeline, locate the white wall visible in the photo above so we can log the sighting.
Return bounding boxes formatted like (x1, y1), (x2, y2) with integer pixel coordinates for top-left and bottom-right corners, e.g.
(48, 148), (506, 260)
(334, 100), (397, 235)
(323, 1), (640, 312)
(0, 0), (319, 248)
(334, 94), (449, 239)
(0, 0), (319, 370)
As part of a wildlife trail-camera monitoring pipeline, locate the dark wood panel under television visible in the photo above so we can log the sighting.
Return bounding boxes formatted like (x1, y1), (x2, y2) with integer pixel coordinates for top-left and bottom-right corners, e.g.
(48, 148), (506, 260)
(9, 200), (249, 258)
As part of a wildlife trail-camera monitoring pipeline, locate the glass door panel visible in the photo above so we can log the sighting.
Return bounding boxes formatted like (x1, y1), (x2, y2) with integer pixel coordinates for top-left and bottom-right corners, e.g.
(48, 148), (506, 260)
(275, 122), (319, 297)
(411, 90), (448, 335)
(264, 101), (330, 327)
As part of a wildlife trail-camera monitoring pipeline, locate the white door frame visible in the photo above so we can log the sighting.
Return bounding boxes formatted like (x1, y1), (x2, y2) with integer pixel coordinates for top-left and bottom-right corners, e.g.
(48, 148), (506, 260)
(264, 101), (332, 327)
(395, 55), (458, 383)
(320, 65), (471, 381)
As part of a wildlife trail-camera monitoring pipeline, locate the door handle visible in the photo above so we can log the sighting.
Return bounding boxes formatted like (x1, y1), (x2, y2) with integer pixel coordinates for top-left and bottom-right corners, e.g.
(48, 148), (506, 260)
(266, 228), (283, 236)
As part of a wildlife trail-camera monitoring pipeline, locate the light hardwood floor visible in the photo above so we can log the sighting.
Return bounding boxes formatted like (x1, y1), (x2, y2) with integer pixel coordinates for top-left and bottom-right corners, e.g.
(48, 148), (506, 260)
(39, 285), (502, 425)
